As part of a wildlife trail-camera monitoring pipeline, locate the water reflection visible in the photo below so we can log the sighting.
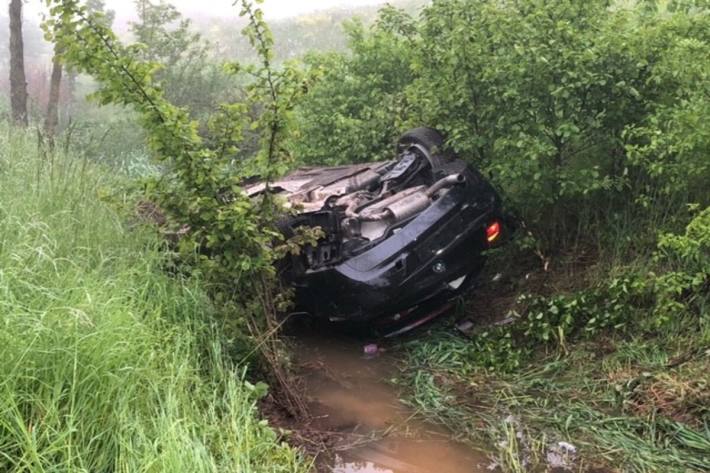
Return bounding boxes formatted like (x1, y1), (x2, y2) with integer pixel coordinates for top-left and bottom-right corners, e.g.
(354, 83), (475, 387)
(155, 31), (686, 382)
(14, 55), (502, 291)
(333, 437), (484, 473)
(333, 456), (393, 473)
(294, 333), (488, 473)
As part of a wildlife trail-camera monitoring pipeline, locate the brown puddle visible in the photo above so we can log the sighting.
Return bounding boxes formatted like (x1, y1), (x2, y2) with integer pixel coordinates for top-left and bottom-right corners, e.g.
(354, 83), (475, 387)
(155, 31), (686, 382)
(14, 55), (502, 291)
(294, 332), (489, 473)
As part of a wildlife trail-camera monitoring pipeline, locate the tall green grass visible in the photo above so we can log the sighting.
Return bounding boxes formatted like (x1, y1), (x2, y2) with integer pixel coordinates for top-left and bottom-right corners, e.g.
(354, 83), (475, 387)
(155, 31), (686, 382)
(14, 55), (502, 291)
(0, 124), (307, 472)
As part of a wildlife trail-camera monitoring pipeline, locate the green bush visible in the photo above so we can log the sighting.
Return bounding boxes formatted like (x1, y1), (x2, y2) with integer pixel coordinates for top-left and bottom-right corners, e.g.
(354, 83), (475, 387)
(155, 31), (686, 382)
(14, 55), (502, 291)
(43, 0), (300, 318)
(421, 207), (709, 372)
(625, 12), (710, 205)
(289, 6), (417, 165)
(652, 206), (710, 324)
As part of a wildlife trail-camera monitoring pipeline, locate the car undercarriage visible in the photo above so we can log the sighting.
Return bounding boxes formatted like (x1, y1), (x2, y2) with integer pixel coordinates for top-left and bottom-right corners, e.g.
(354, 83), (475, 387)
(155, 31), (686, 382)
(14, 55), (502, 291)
(247, 128), (504, 332)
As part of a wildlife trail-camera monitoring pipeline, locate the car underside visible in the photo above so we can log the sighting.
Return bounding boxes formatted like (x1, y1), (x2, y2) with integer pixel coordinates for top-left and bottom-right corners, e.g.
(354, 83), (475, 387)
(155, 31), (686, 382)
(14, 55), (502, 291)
(246, 128), (504, 333)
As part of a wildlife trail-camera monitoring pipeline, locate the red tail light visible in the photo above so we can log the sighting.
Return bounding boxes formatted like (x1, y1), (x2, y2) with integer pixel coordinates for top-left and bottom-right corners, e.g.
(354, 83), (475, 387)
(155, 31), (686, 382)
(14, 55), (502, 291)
(486, 220), (501, 243)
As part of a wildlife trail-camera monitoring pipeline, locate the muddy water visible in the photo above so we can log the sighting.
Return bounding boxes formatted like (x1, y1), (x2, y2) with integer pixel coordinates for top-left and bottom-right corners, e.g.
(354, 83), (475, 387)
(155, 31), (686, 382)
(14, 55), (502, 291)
(294, 333), (489, 473)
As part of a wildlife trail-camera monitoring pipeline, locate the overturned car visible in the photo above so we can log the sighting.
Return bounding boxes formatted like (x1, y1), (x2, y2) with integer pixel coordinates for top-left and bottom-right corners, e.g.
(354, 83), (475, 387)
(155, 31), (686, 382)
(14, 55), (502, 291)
(247, 128), (505, 334)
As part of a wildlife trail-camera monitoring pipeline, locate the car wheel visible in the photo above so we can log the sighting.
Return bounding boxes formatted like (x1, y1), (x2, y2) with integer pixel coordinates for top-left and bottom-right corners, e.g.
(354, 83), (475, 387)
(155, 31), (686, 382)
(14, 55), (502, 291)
(396, 127), (454, 170)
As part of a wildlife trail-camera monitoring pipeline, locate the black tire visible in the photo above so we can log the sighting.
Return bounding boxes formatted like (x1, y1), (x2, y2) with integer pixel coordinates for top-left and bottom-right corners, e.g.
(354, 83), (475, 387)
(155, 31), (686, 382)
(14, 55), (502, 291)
(397, 127), (454, 170)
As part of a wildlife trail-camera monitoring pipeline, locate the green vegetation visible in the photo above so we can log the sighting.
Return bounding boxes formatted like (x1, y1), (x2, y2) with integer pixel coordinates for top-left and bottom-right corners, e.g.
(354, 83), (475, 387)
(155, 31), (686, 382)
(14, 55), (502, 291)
(0, 125), (307, 472)
(3, 0), (708, 471)
(41, 0), (322, 419)
(402, 210), (709, 471)
(130, 0), (240, 119)
(288, 6), (418, 165)
(289, 0), (709, 470)
(291, 0), (709, 250)
(3, 1), (320, 470)
(196, 0), (428, 62)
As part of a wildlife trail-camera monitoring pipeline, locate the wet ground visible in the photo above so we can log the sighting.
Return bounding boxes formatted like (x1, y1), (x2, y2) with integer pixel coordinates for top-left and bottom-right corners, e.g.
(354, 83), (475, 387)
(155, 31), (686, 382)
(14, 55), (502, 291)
(292, 331), (490, 473)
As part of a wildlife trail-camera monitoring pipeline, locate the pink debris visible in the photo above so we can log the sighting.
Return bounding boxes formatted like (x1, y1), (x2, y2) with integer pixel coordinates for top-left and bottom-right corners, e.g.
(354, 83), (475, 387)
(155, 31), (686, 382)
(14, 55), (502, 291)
(363, 344), (379, 356)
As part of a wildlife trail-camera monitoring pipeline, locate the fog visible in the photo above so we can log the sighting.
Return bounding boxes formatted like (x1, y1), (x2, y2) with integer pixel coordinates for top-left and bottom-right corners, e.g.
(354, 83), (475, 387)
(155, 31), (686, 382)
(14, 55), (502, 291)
(23, 0), (391, 23)
(113, 0), (388, 19)
(1, 0), (399, 64)
(1, 0), (421, 96)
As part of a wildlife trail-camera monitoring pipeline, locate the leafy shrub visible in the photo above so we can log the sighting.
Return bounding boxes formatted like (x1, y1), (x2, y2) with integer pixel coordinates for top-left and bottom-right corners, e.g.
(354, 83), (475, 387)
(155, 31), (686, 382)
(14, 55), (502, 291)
(448, 275), (648, 371)
(652, 207), (710, 324)
(43, 0), (315, 417)
(624, 10), (710, 206)
(289, 6), (417, 165)
(42, 0), (301, 308)
(436, 208), (709, 372)
(411, 0), (643, 216)
(130, 0), (241, 121)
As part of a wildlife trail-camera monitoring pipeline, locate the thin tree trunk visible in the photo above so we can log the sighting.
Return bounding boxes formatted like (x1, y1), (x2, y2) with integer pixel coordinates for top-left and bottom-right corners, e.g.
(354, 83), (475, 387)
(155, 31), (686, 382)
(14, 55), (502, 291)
(66, 68), (77, 107)
(44, 52), (63, 148)
(9, 0), (28, 127)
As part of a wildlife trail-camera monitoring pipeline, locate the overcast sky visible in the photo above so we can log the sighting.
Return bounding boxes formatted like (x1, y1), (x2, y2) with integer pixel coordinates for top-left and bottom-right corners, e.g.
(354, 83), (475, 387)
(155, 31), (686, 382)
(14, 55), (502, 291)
(24, 0), (390, 21)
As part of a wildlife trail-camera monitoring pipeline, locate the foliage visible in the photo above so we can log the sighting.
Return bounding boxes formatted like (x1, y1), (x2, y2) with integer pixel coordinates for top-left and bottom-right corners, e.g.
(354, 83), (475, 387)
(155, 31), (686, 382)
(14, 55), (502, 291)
(408, 203), (707, 374)
(289, 6), (417, 165)
(59, 105), (151, 171)
(426, 276), (647, 372)
(0, 126), (307, 473)
(625, 11), (710, 204)
(130, 0), (239, 120)
(403, 207), (710, 470)
(85, 0), (115, 26)
(657, 207), (710, 272)
(42, 0), (298, 305)
(42, 0), (317, 419)
(290, 0), (710, 252)
(280, 1), (710, 469)
(24, 0), (710, 468)
(198, 0), (428, 63)
(132, 0), (199, 65)
(652, 207), (710, 325)
(404, 332), (710, 472)
(419, 1), (656, 245)
(45, 0), (264, 296)
(403, 206), (709, 468)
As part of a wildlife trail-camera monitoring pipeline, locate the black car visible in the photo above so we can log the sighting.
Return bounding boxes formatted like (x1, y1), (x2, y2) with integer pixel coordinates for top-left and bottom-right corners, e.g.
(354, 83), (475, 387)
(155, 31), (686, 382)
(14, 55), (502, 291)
(247, 128), (505, 335)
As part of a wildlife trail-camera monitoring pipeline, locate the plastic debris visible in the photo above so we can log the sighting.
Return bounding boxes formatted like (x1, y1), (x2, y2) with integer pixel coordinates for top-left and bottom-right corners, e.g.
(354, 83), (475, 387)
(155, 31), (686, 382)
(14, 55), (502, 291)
(455, 318), (475, 334)
(493, 315), (517, 326)
(557, 441), (577, 454)
(546, 440), (577, 470)
(363, 344), (379, 357)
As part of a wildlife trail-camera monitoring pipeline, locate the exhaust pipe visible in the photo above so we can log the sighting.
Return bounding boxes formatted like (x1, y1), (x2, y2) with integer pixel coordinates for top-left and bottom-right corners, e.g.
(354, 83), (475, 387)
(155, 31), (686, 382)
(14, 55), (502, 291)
(357, 174), (465, 222)
(426, 173), (465, 197)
